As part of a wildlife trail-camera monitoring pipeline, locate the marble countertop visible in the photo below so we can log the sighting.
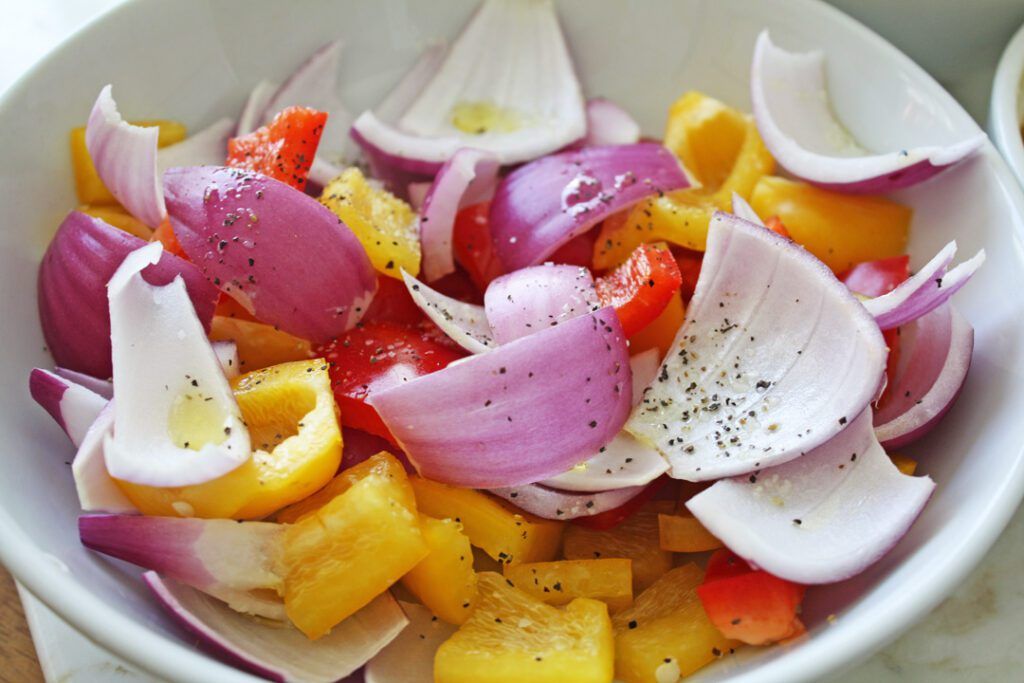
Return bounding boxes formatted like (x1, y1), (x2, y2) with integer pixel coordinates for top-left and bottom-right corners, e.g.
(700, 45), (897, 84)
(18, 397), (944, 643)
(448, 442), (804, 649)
(1, 1), (1022, 681)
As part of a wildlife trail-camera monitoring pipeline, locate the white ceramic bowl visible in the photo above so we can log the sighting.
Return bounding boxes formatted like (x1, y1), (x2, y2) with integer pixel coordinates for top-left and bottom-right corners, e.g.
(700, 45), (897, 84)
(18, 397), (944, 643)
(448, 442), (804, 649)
(2, 1), (1024, 681)
(990, 21), (1024, 188)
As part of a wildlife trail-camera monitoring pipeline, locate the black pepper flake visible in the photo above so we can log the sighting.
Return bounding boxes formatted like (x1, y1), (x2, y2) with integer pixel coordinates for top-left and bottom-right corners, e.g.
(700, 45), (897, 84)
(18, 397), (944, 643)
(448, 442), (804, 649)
(792, 518), (802, 526)
(628, 620), (638, 629)
(838, 416), (847, 425)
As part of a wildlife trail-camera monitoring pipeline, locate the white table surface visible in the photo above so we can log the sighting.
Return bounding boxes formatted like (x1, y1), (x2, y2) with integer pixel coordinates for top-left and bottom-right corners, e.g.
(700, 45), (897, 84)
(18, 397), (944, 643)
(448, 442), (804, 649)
(1, 1), (1022, 681)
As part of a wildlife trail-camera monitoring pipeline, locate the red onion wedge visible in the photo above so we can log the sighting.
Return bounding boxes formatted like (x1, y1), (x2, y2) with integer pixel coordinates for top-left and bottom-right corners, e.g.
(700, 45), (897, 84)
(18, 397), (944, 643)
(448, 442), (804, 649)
(85, 85), (165, 227)
(751, 31), (986, 194)
(261, 40), (355, 168)
(80, 514), (285, 614)
(584, 98), (641, 147)
(72, 402), (136, 514)
(157, 118), (234, 174)
(489, 143), (693, 270)
(368, 307), (631, 487)
(540, 349), (668, 492)
(731, 192), (764, 225)
(419, 148), (500, 282)
(38, 211), (218, 378)
(164, 166), (377, 342)
(144, 573), (407, 682)
(105, 243), (250, 487)
(863, 243), (984, 330)
(29, 369), (107, 447)
(364, 601), (454, 683)
(875, 303), (973, 448)
(490, 483), (647, 521)
(237, 80), (278, 136)
(484, 264), (599, 344)
(402, 271), (494, 354)
(54, 368), (112, 399)
(351, 0), (585, 168)
(688, 410), (935, 584)
(626, 212), (887, 481)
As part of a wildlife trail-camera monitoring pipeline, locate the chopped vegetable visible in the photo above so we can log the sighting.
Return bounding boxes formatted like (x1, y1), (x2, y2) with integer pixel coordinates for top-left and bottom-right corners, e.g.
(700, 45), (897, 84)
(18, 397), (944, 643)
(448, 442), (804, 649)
(503, 559), (633, 612)
(595, 244), (682, 337)
(29, 368), (108, 447)
(209, 316), (313, 372)
(585, 98), (641, 147)
(401, 517), (479, 624)
(227, 106), (327, 191)
(453, 202), (505, 292)
(484, 265), (598, 344)
(657, 513), (721, 553)
(364, 601), (457, 683)
(490, 484), (648, 521)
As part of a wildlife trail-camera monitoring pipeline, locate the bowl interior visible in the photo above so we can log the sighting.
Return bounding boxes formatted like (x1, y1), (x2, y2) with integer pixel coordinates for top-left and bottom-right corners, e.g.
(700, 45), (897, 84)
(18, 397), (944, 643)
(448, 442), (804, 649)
(2, 1), (1024, 681)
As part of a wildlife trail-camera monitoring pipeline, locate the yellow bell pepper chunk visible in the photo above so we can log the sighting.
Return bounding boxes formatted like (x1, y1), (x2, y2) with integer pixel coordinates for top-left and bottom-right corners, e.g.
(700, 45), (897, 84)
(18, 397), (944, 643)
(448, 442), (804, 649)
(70, 120), (187, 205)
(283, 452), (428, 639)
(401, 516), (479, 624)
(563, 501), (673, 593)
(593, 92), (774, 269)
(434, 572), (615, 683)
(658, 513), (722, 553)
(613, 564), (739, 683)
(410, 477), (564, 567)
(320, 167), (420, 279)
(209, 316), (313, 372)
(78, 204), (152, 239)
(750, 176), (912, 272)
(503, 559), (633, 612)
(117, 359), (342, 519)
(890, 453), (918, 476)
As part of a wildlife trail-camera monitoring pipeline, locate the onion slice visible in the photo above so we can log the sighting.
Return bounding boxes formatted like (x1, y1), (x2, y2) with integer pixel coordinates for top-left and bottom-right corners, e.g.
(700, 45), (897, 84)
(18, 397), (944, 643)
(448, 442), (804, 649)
(237, 80), (278, 136)
(144, 573), (407, 683)
(369, 307), (631, 487)
(875, 303), (973, 448)
(402, 271), (494, 353)
(164, 166), (377, 342)
(490, 483), (647, 521)
(54, 368), (113, 399)
(85, 85), (165, 227)
(731, 192), (764, 225)
(688, 410), (935, 584)
(626, 212), (887, 481)
(419, 148), (500, 282)
(484, 264), (599, 344)
(72, 403), (136, 514)
(489, 143), (692, 270)
(750, 31), (985, 194)
(29, 369), (107, 447)
(541, 349), (668, 492)
(584, 98), (641, 146)
(104, 243), (250, 486)
(365, 601), (455, 683)
(157, 118), (234, 174)
(38, 211), (218, 378)
(863, 243), (984, 330)
(351, 0), (584, 169)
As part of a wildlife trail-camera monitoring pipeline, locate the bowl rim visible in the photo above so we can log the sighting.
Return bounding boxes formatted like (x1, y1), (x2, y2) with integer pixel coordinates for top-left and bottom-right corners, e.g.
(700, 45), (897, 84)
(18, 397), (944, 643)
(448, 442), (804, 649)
(989, 20), (1024, 189)
(2, 1), (1024, 682)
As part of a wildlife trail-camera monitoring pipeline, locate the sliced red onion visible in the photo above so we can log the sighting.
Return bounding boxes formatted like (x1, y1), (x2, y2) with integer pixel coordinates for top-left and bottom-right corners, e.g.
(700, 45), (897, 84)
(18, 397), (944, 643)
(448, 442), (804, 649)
(875, 303), (973, 448)
(364, 601), (455, 683)
(375, 44), (448, 123)
(688, 410), (935, 584)
(402, 271), (494, 353)
(212, 340), (240, 380)
(627, 212), (887, 481)
(750, 31), (985, 194)
(490, 482), (647, 520)
(351, 0), (585, 168)
(261, 40), (355, 166)
(80, 514), (284, 601)
(369, 307), (631, 487)
(72, 402), (136, 513)
(38, 211), (218, 378)
(584, 98), (641, 147)
(54, 368), (112, 399)
(540, 349), (667, 492)
(85, 85), (165, 227)
(237, 80), (278, 136)
(731, 192), (764, 225)
(156, 118), (234, 174)
(484, 264), (599, 344)
(29, 369), (107, 447)
(144, 573), (406, 682)
(863, 243), (984, 330)
(307, 157), (345, 187)
(489, 143), (692, 270)
(419, 148), (500, 282)
(407, 182), (431, 211)
(164, 166), (377, 342)
(104, 243), (250, 486)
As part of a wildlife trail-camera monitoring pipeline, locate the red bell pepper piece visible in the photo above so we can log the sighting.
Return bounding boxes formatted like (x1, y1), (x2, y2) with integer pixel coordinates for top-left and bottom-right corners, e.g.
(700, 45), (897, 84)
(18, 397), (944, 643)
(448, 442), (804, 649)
(698, 549), (806, 646)
(764, 215), (791, 239)
(595, 244), (682, 337)
(227, 106), (327, 191)
(360, 275), (426, 327)
(549, 231), (597, 269)
(318, 322), (465, 443)
(453, 202), (505, 293)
